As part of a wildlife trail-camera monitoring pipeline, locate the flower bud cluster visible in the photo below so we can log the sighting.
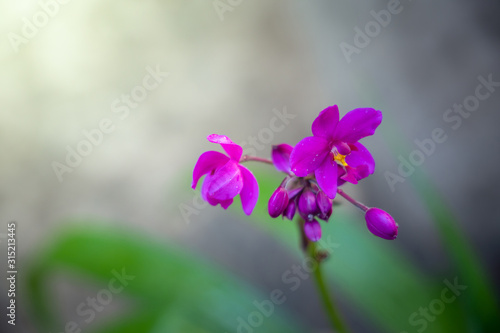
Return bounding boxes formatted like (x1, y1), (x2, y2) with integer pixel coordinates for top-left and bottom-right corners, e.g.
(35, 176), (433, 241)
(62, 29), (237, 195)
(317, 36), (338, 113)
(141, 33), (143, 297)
(268, 176), (334, 242)
(268, 177), (332, 222)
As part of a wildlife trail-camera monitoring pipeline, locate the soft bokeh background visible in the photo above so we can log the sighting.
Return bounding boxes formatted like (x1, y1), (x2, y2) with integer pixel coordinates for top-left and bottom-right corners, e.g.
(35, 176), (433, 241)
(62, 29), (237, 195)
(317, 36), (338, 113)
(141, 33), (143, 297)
(1, 0), (499, 332)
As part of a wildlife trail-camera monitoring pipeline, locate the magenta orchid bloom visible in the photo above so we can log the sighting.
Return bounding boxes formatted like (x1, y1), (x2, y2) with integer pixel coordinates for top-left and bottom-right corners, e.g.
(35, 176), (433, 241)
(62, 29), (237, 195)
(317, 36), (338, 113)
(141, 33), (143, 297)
(192, 134), (259, 215)
(290, 105), (382, 199)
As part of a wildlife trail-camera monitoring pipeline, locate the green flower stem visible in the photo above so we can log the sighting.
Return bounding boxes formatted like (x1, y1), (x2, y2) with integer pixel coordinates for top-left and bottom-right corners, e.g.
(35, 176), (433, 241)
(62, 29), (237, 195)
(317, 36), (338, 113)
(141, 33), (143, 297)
(308, 242), (349, 333)
(306, 233), (349, 333)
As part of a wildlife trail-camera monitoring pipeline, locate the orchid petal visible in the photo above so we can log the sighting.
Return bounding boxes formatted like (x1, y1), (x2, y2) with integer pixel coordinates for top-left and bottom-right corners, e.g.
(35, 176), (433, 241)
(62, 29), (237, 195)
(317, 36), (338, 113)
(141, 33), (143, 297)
(219, 198), (234, 210)
(334, 108), (382, 143)
(344, 165), (372, 184)
(200, 174), (232, 209)
(290, 136), (330, 177)
(345, 142), (375, 174)
(315, 155), (338, 199)
(201, 172), (212, 202)
(272, 144), (293, 174)
(312, 105), (339, 140)
(341, 142), (374, 184)
(268, 187), (289, 218)
(239, 165), (259, 215)
(207, 161), (243, 201)
(204, 192), (233, 212)
(304, 219), (322, 242)
(207, 134), (243, 161)
(192, 151), (230, 189)
(337, 165), (347, 187)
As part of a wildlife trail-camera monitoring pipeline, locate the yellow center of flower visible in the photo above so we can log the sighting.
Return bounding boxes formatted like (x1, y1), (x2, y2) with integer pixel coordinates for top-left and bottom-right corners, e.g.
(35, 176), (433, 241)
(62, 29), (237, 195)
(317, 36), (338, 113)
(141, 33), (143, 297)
(333, 151), (348, 167)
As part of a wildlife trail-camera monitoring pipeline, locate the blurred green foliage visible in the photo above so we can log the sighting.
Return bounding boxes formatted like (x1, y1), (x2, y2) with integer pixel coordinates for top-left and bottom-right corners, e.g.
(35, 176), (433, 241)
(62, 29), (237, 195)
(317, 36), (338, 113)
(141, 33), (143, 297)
(26, 164), (498, 333)
(26, 223), (304, 333)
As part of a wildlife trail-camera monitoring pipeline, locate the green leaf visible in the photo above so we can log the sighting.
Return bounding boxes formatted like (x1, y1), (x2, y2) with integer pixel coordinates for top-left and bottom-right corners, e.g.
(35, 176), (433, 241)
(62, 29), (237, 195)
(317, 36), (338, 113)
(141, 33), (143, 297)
(91, 311), (162, 333)
(26, 223), (305, 333)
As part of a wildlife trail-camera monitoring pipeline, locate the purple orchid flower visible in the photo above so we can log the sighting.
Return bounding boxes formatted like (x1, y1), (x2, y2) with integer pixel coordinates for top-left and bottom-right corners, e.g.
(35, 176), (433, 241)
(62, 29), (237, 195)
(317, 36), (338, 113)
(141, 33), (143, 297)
(290, 105), (382, 198)
(192, 134), (259, 215)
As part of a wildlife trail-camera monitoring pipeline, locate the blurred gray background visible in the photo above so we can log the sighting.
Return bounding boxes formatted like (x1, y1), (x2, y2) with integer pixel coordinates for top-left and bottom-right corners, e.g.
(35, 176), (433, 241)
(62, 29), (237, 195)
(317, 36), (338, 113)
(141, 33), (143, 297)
(0, 0), (499, 332)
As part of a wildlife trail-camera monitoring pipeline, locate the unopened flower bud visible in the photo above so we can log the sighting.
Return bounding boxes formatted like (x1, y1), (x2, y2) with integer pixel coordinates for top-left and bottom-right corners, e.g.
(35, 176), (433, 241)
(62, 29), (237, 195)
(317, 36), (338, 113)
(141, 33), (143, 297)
(304, 219), (322, 242)
(298, 187), (318, 221)
(365, 208), (398, 240)
(283, 200), (296, 220)
(316, 190), (333, 221)
(272, 144), (293, 174)
(268, 187), (289, 218)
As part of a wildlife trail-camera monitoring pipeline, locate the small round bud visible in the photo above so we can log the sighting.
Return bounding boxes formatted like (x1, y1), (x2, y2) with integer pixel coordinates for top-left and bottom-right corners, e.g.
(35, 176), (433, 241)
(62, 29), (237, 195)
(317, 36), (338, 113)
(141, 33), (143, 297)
(268, 187), (289, 218)
(304, 219), (322, 242)
(283, 200), (296, 220)
(316, 190), (333, 221)
(298, 187), (318, 221)
(365, 208), (398, 240)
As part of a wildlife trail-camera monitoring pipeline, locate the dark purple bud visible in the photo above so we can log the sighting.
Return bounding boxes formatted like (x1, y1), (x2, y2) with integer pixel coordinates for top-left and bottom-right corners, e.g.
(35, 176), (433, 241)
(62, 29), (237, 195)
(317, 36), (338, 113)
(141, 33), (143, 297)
(298, 187), (318, 221)
(365, 208), (398, 240)
(285, 176), (305, 199)
(283, 200), (296, 220)
(272, 144), (293, 174)
(268, 187), (289, 218)
(304, 219), (322, 242)
(316, 190), (333, 221)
